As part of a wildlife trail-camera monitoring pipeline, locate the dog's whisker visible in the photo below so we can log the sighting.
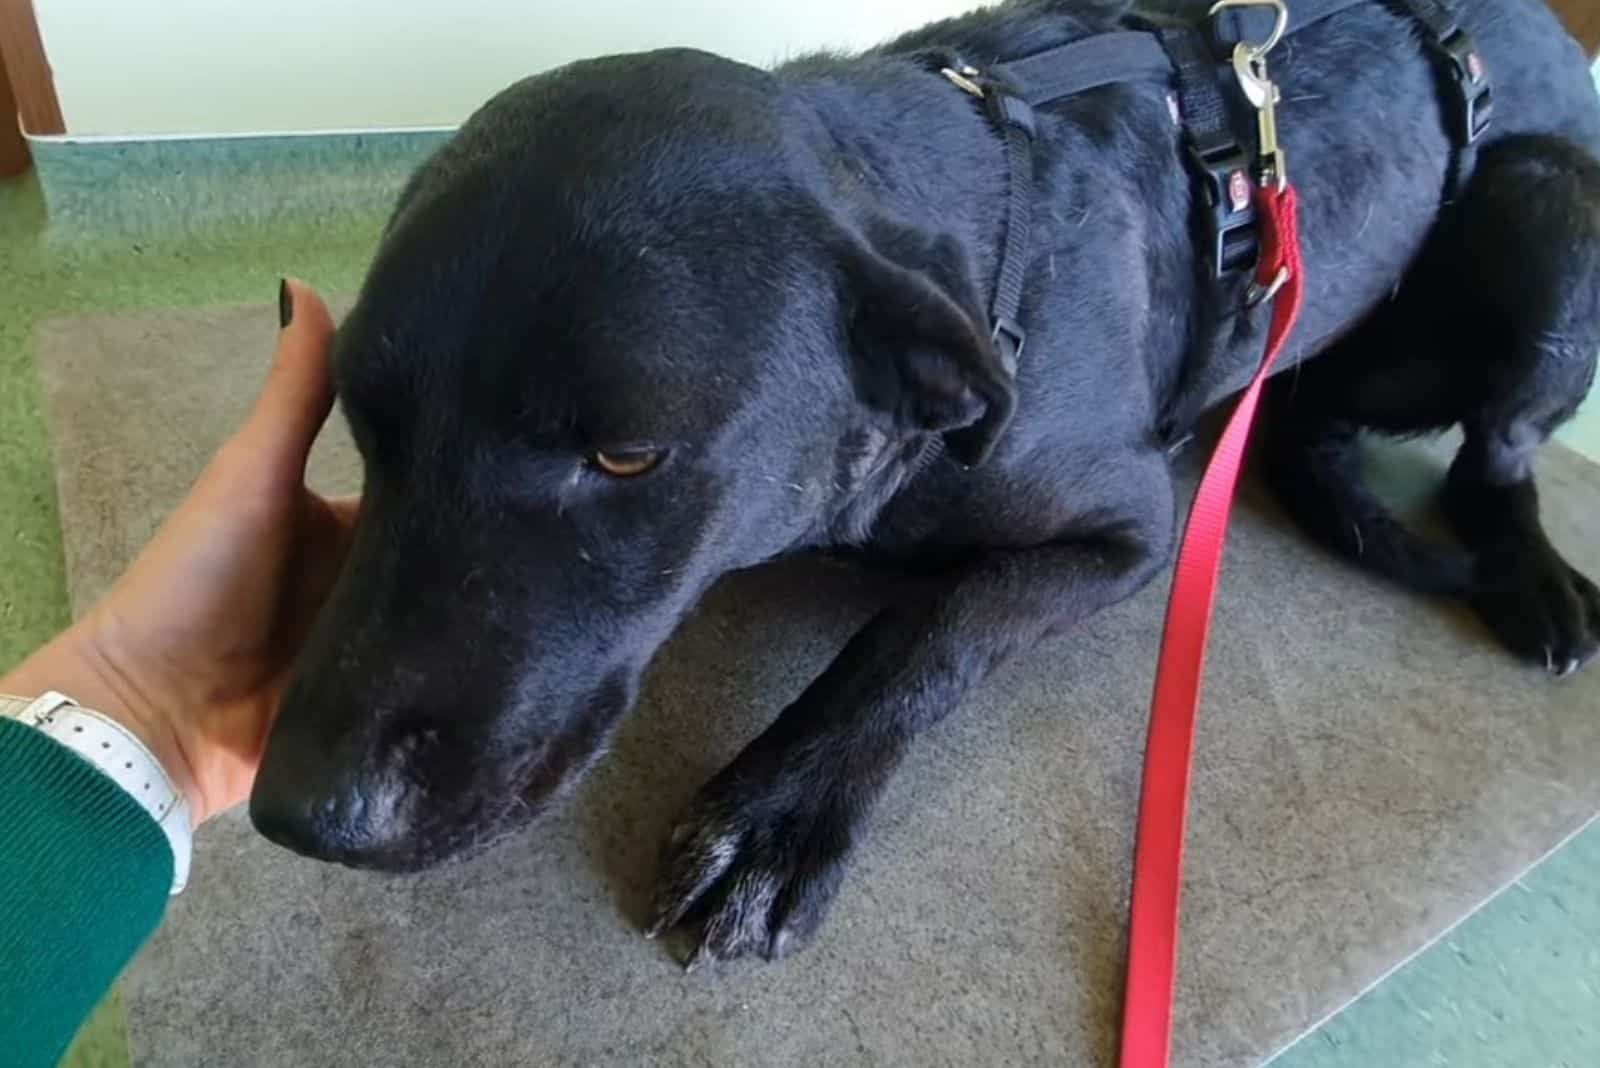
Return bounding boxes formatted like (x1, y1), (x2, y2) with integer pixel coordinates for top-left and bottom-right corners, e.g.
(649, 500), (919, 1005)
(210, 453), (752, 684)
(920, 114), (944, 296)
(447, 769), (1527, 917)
(1355, 202), (1375, 238)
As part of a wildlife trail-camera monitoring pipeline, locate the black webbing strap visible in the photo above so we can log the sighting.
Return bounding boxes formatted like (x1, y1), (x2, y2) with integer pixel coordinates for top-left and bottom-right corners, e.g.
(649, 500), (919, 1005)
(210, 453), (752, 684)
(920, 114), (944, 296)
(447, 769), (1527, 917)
(945, 34), (1177, 371)
(941, 0), (1491, 376)
(987, 93), (1037, 372)
(1157, 25), (1261, 280)
(971, 34), (1179, 368)
(991, 127), (1034, 370)
(1401, 0), (1468, 33)
(1208, 0), (1490, 182)
(931, 67), (1040, 372)
(995, 31), (1174, 104)
(1394, 0), (1494, 150)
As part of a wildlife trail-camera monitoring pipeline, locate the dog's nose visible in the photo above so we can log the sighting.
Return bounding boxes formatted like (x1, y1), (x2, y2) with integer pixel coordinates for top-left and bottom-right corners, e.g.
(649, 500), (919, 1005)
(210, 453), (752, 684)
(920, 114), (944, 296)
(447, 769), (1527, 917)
(251, 780), (401, 862)
(249, 729), (412, 864)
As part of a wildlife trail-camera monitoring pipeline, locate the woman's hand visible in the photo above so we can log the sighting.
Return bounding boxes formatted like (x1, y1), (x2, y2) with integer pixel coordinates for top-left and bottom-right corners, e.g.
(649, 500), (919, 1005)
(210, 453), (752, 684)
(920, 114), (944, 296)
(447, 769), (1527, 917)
(1, 280), (358, 825)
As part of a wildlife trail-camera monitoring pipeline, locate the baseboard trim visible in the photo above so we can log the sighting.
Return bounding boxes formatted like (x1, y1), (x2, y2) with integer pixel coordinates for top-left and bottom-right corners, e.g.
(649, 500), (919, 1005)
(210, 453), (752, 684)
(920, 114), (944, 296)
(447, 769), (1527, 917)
(27, 127), (454, 237)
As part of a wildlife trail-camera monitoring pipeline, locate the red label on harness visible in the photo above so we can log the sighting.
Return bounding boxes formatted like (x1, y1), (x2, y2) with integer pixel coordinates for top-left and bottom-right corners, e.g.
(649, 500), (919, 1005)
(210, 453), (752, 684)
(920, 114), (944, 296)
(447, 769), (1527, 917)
(1227, 169), (1251, 213)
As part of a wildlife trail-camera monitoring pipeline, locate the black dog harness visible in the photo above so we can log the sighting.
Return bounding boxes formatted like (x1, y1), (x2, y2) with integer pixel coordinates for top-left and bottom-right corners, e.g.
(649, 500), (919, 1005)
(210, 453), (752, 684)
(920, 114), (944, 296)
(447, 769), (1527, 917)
(932, 7), (1492, 1064)
(935, 0), (1494, 373)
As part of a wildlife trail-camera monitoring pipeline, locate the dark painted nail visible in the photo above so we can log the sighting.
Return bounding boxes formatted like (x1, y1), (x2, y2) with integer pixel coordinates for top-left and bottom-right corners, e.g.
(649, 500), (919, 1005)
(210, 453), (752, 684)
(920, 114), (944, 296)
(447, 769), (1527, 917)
(278, 279), (294, 329)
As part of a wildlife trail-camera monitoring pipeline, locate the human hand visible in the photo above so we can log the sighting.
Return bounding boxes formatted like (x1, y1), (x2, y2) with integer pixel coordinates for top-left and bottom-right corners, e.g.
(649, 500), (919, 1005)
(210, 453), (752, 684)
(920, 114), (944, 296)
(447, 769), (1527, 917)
(1, 280), (358, 824)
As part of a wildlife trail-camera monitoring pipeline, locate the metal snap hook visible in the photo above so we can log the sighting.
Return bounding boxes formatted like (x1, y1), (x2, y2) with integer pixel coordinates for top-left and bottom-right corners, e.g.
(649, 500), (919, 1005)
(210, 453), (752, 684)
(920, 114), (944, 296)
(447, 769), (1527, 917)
(1228, 45), (1273, 110)
(1207, 0), (1289, 62)
(1210, 0), (1290, 189)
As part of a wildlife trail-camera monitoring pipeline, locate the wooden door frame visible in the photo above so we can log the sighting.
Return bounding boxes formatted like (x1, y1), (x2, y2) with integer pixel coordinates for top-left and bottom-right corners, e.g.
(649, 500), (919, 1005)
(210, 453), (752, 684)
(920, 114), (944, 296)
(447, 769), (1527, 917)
(1551, 0), (1600, 57)
(1, 44), (28, 175)
(0, 0), (65, 174)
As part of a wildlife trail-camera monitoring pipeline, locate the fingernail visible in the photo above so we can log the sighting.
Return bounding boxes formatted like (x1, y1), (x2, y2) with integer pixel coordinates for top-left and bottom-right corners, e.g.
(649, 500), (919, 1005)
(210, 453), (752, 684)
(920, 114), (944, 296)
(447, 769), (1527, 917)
(278, 278), (294, 329)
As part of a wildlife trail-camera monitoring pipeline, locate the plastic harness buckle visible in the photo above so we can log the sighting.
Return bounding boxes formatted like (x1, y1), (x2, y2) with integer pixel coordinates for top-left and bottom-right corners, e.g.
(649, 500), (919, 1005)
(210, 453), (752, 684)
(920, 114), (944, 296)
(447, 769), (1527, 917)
(991, 316), (1027, 371)
(1186, 136), (1260, 278)
(1435, 28), (1493, 144)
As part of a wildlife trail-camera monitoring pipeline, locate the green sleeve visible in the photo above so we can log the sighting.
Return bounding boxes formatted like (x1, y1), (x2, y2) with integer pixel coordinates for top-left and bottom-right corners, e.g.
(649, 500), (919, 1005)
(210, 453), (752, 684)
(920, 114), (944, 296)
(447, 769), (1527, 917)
(0, 718), (172, 1068)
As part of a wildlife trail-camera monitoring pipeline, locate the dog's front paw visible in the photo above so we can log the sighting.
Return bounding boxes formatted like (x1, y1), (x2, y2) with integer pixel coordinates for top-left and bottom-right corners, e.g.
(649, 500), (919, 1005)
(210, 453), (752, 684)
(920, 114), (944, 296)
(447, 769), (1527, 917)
(645, 767), (855, 968)
(1474, 550), (1600, 676)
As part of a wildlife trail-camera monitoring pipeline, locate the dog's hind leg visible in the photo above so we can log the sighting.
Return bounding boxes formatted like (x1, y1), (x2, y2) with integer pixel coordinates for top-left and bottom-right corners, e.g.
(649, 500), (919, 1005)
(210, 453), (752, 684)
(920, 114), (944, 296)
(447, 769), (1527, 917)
(1262, 237), (1490, 596)
(1264, 409), (1478, 595)
(1268, 134), (1600, 673)
(1438, 137), (1600, 674)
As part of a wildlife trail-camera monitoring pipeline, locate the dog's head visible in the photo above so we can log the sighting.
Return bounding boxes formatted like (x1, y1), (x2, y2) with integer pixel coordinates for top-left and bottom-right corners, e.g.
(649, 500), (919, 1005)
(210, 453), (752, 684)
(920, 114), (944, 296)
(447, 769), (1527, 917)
(250, 49), (1014, 869)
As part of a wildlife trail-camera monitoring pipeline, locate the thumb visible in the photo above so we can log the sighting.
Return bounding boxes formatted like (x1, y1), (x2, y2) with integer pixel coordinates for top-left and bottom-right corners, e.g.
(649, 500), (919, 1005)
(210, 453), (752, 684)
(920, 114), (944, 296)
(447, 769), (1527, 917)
(237, 278), (338, 472)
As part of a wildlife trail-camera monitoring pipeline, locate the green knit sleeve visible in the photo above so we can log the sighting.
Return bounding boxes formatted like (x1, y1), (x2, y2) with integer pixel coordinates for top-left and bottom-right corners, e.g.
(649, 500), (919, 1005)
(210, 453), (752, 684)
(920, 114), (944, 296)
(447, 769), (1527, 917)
(0, 718), (172, 1068)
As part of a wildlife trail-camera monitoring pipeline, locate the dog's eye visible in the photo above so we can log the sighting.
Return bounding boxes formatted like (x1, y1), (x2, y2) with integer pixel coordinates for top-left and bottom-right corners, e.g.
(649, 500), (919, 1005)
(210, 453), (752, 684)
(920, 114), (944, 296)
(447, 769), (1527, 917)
(590, 448), (664, 478)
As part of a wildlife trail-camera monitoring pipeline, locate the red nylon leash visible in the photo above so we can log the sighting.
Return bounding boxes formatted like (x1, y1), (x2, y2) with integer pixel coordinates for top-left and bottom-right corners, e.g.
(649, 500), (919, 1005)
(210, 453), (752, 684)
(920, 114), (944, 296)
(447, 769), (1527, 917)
(1119, 182), (1304, 1068)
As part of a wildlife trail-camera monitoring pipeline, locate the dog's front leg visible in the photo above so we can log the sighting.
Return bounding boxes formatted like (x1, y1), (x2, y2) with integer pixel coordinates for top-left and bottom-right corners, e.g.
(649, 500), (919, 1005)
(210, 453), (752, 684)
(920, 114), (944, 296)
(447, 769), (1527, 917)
(647, 516), (1173, 967)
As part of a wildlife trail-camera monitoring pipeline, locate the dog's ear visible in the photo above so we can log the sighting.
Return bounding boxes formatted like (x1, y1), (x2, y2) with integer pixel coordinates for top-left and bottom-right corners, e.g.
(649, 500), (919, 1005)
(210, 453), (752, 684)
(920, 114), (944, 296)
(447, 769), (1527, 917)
(837, 221), (1017, 467)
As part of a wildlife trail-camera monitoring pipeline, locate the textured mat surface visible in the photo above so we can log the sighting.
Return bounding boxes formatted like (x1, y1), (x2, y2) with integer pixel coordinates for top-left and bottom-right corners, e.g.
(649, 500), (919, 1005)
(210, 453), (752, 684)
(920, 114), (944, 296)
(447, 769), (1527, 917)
(37, 304), (1600, 1068)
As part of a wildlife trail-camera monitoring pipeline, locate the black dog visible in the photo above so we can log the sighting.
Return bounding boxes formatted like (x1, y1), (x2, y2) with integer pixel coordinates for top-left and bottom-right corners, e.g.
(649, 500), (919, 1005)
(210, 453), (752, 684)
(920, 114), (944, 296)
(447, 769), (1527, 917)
(251, 0), (1600, 966)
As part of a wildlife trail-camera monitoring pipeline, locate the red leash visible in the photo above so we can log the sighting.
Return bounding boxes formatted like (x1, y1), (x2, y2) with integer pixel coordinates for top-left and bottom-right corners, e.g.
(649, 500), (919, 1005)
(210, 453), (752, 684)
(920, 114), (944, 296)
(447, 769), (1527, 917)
(1119, 182), (1305, 1067)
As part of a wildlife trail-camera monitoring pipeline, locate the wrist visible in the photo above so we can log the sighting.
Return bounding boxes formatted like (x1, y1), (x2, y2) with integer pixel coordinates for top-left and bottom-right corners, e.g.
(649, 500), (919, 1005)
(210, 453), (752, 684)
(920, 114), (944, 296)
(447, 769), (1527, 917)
(1, 623), (210, 823)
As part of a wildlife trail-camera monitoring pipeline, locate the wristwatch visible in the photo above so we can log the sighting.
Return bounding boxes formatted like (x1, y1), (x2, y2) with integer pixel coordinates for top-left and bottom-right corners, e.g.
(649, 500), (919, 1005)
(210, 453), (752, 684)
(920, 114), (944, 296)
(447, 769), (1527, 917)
(2, 691), (192, 893)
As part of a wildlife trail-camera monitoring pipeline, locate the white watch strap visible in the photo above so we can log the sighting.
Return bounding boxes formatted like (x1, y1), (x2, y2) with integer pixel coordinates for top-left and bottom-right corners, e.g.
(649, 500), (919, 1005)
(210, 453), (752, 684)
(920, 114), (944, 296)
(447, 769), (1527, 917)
(2, 692), (193, 893)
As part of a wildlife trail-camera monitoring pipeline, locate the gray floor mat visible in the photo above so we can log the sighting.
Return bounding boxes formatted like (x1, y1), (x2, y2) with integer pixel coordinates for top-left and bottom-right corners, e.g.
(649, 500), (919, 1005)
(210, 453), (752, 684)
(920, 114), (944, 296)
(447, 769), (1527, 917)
(36, 304), (1600, 1068)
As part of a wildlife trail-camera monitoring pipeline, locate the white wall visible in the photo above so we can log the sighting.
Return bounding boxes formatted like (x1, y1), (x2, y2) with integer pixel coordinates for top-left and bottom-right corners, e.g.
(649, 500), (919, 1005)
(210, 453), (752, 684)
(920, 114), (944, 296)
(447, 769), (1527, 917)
(33, 0), (982, 137)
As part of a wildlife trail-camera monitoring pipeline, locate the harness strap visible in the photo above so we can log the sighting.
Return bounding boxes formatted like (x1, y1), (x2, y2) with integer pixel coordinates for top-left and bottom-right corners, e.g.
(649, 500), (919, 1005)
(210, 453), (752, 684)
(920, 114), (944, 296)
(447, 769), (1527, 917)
(979, 33), (1185, 356)
(1207, 0), (1491, 154)
(966, 0), (1486, 297)
(992, 116), (1036, 372)
(1398, 0), (1493, 192)
(991, 0), (1373, 107)
(1402, 0), (1466, 30)
(996, 31), (1174, 103)
(939, 66), (1039, 372)
(1158, 25), (1260, 279)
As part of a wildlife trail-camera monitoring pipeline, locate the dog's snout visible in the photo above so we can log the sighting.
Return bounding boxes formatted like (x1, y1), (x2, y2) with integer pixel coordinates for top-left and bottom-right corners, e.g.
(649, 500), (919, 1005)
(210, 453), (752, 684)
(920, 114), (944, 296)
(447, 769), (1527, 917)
(251, 780), (403, 863)
(249, 726), (417, 866)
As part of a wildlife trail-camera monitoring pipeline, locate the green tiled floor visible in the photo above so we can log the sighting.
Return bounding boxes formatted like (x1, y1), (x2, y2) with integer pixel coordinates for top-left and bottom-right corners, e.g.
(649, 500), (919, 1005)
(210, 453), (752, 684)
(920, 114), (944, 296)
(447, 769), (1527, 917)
(1, 164), (1598, 1067)
(1274, 823), (1600, 1067)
